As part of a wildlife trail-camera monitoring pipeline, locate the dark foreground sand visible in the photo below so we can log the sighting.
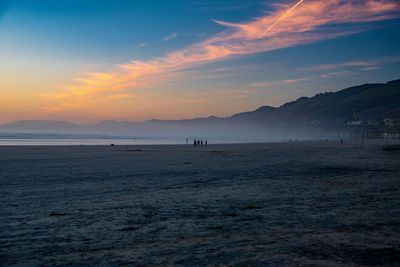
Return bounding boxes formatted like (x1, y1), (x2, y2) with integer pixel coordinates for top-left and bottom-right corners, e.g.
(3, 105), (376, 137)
(1, 141), (400, 266)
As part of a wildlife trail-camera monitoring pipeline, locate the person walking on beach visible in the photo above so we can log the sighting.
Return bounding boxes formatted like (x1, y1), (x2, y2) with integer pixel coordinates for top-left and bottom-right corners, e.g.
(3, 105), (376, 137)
(205, 140), (207, 146)
(193, 139), (197, 147)
(201, 140), (203, 146)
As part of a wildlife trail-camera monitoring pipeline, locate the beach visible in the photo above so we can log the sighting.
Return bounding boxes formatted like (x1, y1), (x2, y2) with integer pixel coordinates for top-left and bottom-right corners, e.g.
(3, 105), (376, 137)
(1, 141), (400, 266)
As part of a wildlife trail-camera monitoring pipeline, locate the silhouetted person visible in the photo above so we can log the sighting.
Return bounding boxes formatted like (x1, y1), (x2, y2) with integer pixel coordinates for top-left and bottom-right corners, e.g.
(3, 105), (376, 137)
(197, 140), (200, 146)
(186, 138), (188, 144)
(193, 139), (197, 147)
(201, 140), (203, 146)
(205, 140), (207, 146)
(341, 139), (343, 144)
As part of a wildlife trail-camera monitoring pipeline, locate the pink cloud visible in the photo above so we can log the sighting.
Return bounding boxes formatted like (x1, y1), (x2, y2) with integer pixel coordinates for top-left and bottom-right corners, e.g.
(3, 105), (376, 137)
(251, 77), (311, 88)
(45, 0), (400, 109)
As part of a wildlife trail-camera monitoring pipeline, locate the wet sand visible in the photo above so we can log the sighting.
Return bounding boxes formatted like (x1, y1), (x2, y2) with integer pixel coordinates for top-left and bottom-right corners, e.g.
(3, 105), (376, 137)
(1, 141), (400, 266)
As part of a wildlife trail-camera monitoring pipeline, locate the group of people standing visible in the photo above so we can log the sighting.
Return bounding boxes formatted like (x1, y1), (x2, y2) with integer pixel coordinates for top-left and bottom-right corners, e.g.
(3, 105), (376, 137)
(193, 139), (207, 147)
(185, 138), (208, 147)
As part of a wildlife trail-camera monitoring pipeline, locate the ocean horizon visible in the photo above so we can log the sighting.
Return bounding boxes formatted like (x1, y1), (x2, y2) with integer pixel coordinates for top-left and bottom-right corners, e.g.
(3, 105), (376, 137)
(0, 132), (282, 146)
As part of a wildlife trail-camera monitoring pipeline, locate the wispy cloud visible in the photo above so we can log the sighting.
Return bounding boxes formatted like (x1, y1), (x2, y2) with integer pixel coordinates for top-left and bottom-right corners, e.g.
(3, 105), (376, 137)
(250, 55), (400, 87)
(318, 70), (353, 79)
(133, 43), (146, 49)
(306, 61), (378, 71)
(251, 78), (311, 88)
(163, 33), (178, 42)
(306, 56), (400, 71)
(44, 0), (400, 112)
(249, 71), (354, 90)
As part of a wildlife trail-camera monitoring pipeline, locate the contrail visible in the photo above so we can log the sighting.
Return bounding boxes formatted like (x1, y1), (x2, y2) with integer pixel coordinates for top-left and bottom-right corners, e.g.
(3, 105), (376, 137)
(257, 0), (305, 39)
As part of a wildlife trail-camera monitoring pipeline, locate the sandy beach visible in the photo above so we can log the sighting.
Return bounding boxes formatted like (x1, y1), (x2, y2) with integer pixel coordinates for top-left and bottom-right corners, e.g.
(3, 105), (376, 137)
(1, 141), (400, 266)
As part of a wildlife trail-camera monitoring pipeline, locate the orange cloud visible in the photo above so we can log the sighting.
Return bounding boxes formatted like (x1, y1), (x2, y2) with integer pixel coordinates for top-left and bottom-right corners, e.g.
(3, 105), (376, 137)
(44, 0), (400, 114)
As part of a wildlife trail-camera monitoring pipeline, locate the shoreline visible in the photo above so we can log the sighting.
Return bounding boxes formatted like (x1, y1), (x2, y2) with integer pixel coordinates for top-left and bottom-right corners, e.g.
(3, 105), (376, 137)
(0, 138), (398, 147)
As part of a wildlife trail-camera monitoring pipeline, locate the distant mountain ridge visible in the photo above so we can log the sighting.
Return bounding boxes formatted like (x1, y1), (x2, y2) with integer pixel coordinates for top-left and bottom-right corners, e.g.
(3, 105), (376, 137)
(1, 79), (399, 137)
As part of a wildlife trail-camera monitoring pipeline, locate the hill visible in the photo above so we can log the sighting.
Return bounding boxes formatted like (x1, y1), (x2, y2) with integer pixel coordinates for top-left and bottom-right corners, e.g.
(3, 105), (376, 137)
(228, 79), (400, 126)
(266, 79), (400, 124)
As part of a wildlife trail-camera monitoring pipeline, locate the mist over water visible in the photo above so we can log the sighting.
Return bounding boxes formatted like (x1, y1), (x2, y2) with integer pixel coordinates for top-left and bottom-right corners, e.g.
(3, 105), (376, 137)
(0, 132), (283, 146)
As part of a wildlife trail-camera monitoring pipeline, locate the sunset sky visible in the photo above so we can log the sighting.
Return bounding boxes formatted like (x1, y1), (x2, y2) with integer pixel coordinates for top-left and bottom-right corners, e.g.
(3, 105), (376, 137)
(1, 0), (399, 124)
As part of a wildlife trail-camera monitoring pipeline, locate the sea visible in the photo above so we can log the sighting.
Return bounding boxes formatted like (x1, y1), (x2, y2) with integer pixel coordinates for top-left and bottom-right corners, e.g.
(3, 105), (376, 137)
(0, 132), (267, 145)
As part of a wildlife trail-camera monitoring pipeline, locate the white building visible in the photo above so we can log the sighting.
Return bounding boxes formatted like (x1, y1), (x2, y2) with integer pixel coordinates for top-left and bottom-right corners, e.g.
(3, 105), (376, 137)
(384, 118), (400, 127)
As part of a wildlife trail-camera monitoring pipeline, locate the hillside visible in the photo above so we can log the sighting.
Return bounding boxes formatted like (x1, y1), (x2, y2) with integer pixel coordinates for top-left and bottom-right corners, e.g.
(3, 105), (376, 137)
(232, 79), (400, 125)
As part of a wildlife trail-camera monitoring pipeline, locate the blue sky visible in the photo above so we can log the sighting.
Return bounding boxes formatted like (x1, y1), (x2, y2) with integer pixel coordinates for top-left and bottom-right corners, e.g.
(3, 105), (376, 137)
(0, 0), (399, 123)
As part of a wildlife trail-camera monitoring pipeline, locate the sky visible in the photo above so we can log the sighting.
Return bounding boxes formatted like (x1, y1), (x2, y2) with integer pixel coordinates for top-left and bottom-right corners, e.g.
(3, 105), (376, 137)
(0, 0), (400, 124)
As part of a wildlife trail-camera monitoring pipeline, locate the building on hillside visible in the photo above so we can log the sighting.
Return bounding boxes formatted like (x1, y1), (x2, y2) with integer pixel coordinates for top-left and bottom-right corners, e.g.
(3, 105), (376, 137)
(384, 118), (400, 127)
(347, 120), (380, 126)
